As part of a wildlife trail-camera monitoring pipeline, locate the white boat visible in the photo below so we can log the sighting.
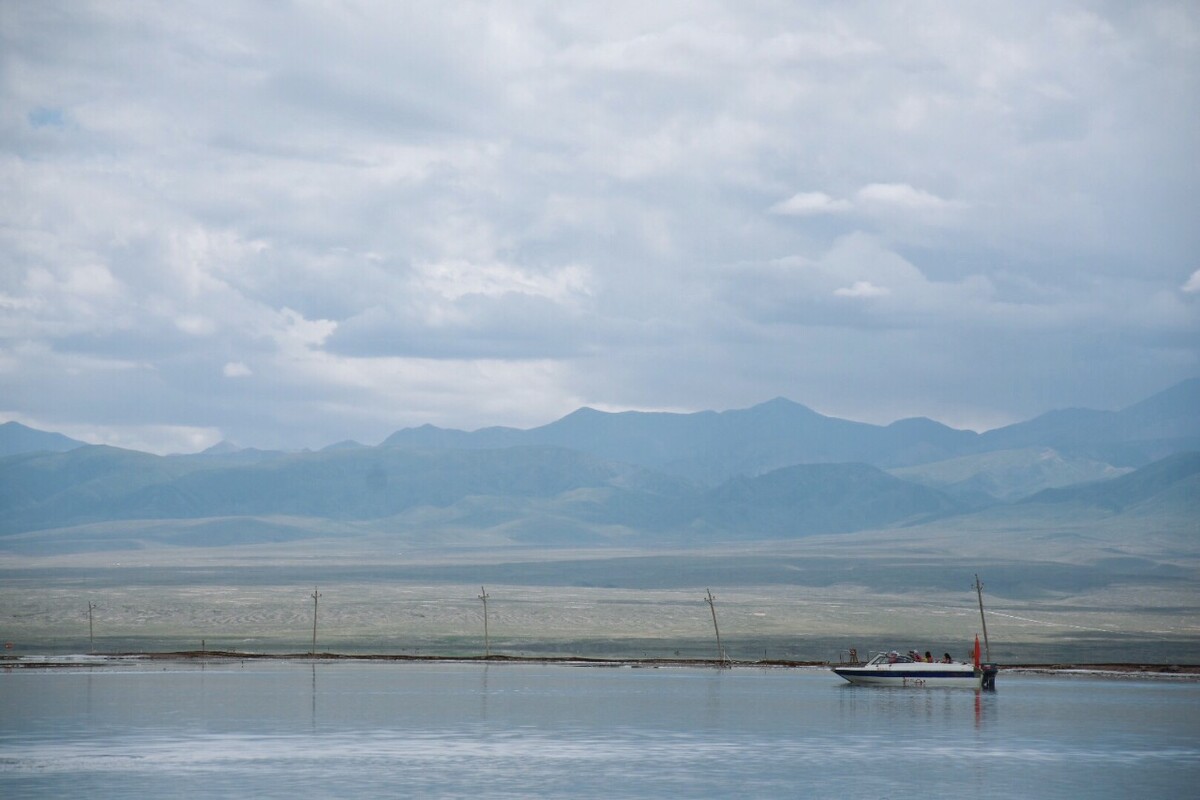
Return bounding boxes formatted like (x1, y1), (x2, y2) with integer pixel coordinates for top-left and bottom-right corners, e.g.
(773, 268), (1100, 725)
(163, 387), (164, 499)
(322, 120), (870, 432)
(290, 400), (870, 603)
(833, 648), (998, 689)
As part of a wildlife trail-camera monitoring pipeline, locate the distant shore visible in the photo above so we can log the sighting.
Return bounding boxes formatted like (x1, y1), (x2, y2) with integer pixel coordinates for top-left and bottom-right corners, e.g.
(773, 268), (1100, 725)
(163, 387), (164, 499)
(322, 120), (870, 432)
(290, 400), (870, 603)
(4, 650), (1198, 678)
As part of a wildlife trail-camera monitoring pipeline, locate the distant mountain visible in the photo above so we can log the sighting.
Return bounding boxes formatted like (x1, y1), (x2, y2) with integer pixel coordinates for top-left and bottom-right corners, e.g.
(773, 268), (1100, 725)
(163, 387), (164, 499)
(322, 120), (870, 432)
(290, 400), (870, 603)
(200, 440), (242, 455)
(1, 379), (1195, 553)
(381, 379), (1198, 482)
(321, 440), (369, 452)
(696, 462), (963, 538)
(385, 397), (979, 483)
(0, 445), (641, 535)
(0, 445), (206, 533)
(181, 444), (291, 465)
(1019, 450), (1200, 515)
(890, 447), (1133, 503)
(0, 421), (86, 457)
(0, 439), (964, 546)
(978, 378), (1200, 466)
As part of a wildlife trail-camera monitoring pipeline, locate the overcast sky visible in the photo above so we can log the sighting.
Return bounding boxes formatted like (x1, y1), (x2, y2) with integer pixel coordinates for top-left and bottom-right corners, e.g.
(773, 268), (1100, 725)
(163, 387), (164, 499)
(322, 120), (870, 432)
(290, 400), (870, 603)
(2, 1), (1198, 454)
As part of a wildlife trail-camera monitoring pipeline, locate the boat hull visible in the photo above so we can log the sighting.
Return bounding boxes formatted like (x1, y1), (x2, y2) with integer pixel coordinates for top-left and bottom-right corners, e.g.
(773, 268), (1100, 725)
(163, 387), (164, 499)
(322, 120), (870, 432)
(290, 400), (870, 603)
(833, 663), (998, 689)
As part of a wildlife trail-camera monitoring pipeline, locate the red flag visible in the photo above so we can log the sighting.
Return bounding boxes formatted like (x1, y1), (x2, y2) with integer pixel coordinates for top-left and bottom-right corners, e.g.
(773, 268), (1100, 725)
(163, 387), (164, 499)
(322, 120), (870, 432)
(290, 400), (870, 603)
(973, 635), (981, 669)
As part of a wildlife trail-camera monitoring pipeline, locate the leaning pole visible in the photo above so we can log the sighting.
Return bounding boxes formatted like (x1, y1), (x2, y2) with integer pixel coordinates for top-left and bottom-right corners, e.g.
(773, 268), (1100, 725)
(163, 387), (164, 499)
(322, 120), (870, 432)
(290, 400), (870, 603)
(974, 574), (991, 662)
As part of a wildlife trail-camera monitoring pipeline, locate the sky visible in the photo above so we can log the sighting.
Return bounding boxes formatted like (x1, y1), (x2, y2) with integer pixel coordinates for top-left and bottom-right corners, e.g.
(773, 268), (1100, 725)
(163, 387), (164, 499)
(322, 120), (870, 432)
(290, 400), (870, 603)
(2, 1), (1198, 454)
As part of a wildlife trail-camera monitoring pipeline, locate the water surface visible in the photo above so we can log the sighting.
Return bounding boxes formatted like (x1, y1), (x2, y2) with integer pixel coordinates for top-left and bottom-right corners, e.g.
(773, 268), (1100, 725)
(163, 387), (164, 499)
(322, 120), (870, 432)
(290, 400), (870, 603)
(2, 662), (1196, 798)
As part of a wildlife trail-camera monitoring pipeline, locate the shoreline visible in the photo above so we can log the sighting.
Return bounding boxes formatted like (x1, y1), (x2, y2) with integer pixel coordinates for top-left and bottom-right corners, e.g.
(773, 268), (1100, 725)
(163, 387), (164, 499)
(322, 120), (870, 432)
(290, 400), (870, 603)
(4, 650), (1198, 679)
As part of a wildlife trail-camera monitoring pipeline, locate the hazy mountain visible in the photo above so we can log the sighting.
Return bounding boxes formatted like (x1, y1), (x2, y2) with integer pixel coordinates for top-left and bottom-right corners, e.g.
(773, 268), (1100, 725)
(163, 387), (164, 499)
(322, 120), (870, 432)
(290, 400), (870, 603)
(379, 461), (966, 546)
(385, 397), (979, 483)
(321, 440), (369, 452)
(381, 379), (1198, 482)
(0, 445), (211, 533)
(0, 421), (86, 457)
(2, 379), (1195, 552)
(0, 445), (642, 535)
(890, 448), (1133, 503)
(2, 442), (1194, 555)
(1018, 450), (1200, 515)
(0, 439), (964, 546)
(978, 378), (1200, 466)
(200, 440), (242, 455)
(695, 462), (964, 538)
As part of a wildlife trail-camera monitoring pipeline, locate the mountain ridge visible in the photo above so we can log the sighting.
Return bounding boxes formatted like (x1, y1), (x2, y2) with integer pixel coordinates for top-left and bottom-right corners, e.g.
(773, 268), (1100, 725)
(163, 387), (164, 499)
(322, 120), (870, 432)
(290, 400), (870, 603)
(0, 421), (87, 457)
(1, 379), (1195, 553)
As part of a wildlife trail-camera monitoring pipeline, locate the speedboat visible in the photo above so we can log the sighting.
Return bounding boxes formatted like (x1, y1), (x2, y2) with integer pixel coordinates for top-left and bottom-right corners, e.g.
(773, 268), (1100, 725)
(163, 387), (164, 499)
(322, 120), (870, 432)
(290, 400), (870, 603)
(833, 644), (998, 689)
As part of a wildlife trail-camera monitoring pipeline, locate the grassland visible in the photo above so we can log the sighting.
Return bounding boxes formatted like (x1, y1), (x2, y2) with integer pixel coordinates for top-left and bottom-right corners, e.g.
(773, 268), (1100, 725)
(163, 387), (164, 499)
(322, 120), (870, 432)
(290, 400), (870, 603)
(2, 521), (1196, 665)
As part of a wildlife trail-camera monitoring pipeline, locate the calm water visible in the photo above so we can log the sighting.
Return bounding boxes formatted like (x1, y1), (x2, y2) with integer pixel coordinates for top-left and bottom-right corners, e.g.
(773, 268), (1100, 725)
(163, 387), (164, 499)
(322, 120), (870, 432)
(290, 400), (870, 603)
(1, 661), (1197, 798)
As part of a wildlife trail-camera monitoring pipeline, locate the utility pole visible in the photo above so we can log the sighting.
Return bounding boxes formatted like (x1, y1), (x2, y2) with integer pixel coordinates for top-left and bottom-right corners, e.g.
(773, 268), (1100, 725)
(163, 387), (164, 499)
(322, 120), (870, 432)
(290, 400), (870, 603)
(310, 587), (321, 657)
(478, 586), (490, 658)
(704, 588), (725, 665)
(87, 601), (97, 653)
(974, 574), (991, 662)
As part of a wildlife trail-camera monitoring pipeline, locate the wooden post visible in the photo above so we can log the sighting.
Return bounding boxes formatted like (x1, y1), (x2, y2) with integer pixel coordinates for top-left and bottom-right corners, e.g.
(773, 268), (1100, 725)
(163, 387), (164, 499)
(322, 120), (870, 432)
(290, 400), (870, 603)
(310, 587), (321, 656)
(704, 588), (725, 665)
(478, 586), (490, 658)
(87, 601), (97, 653)
(974, 574), (991, 662)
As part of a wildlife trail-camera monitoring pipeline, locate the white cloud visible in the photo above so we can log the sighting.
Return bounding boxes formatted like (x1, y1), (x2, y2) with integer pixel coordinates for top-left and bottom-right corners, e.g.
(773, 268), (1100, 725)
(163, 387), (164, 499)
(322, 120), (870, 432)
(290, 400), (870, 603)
(176, 315), (216, 336)
(557, 21), (744, 75)
(272, 308), (337, 352)
(834, 280), (890, 298)
(772, 183), (957, 221)
(770, 192), (852, 216)
(414, 261), (592, 303)
(855, 183), (952, 210)
(0, 1), (1196, 450)
(761, 29), (881, 61)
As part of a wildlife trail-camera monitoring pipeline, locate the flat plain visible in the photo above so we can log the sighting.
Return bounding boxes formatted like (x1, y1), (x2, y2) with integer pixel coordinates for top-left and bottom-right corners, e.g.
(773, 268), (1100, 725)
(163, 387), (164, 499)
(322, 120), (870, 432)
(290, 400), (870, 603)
(4, 518), (1196, 665)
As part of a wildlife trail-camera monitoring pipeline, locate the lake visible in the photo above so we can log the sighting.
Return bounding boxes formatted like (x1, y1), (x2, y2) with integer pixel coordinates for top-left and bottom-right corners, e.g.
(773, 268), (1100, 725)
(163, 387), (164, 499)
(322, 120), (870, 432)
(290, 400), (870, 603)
(2, 660), (1197, 798)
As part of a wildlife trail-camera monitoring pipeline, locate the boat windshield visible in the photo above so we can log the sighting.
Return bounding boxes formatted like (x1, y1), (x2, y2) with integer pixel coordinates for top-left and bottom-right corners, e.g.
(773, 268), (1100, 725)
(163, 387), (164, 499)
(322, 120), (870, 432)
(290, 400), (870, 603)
(868, 652), (916, 665)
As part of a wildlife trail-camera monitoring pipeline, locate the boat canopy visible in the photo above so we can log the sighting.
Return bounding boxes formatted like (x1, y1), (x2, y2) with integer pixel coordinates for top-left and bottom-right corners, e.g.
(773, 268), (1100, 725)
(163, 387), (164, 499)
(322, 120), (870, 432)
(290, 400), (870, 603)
(868, 652), (920, 665)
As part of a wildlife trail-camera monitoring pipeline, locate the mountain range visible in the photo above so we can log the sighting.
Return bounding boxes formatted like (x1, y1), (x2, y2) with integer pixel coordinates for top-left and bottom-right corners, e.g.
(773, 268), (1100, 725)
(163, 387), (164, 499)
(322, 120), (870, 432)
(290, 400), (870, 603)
(1, 378), (1196, 553)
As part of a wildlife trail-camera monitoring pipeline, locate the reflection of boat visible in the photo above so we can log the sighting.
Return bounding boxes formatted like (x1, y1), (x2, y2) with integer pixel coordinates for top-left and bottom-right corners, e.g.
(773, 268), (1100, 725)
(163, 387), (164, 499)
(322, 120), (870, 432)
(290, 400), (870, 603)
(833, 640), (998, 689)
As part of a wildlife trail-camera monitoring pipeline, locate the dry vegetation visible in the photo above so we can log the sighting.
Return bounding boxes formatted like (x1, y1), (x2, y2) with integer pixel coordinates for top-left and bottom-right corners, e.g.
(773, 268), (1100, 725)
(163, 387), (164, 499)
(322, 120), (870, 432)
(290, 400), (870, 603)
(2, 532), (1196, 664)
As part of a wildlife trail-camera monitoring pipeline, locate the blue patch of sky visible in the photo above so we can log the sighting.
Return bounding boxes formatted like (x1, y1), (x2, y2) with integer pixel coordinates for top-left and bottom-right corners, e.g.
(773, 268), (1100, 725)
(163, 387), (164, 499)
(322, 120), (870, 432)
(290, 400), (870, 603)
(28, 107), (66, 128)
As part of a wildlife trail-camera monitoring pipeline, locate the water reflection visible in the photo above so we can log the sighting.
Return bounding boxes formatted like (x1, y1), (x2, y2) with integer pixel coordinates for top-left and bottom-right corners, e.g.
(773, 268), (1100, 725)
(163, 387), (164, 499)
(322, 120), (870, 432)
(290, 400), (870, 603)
(0, 667), (1194, 799)
(702, 668), (723, 725)
(836, 682), (995, 732)
(479, 664), (489, 721)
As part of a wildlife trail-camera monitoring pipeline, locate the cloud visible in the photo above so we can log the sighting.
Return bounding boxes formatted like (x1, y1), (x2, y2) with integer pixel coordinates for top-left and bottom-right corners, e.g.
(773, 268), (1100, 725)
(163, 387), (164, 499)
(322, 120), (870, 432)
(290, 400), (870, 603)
(1, 1), (1196, 451)
(855, 182), (952, 210)
(414, 261), (592, 303)
(761, 29), (882, 61)
(834, 280), (890, 298)
(770, 192), (852, 216)
(771, 183), (956, 221)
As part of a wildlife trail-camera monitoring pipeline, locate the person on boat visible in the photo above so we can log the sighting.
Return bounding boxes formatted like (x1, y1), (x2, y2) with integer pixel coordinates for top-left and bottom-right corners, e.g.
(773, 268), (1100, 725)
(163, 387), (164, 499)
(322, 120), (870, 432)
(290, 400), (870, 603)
(941, 653), (953, 663)
(924, 651), (933, 662)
